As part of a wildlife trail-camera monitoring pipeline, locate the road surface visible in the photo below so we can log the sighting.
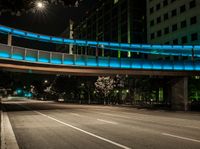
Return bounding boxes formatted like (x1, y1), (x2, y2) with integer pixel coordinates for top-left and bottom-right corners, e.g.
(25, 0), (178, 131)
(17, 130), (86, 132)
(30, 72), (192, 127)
(2, 98), (200, 149)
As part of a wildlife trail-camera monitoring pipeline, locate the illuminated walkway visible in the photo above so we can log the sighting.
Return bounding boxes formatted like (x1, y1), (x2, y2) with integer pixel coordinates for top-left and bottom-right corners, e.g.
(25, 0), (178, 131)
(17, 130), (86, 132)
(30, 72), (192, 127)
(0, 25), (200, 74)
(0, 24), (200, 57)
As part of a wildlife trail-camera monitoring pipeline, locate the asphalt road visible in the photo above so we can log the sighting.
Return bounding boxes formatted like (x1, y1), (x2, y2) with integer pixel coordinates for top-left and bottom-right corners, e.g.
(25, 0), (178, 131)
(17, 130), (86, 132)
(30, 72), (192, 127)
(2, 98), (200, 149)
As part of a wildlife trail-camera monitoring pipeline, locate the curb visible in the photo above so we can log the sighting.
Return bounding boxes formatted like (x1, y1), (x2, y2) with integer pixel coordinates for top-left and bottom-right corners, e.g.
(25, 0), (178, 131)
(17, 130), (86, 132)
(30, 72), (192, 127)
(1, 104), (19, 149)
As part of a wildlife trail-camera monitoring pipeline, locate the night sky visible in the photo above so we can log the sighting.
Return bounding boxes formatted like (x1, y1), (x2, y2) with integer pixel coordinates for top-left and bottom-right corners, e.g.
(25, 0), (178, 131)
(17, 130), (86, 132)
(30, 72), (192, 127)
(0, 0), (97, 36)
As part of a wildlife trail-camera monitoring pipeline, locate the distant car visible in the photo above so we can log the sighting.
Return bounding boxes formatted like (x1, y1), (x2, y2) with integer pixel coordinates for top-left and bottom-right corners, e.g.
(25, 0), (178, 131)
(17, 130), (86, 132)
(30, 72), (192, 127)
(58, 98), (64, 102)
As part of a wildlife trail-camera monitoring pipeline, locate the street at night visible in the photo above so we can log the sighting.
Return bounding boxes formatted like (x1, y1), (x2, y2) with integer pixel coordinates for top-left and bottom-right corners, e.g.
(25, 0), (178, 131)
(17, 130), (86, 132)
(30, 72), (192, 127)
(1, 0), (200, 148)
(2, 98), (200, 149)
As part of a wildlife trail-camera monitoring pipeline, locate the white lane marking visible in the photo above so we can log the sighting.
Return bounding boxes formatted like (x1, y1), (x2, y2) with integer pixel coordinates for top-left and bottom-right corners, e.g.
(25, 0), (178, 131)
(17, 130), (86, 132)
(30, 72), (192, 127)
(70, 113), (81, 117)
(98, 112), (200, 130)
(97, 112), (130, 119)
(97, 119), (118, 125)
(162, 133), (200, 143)
(34, 111), (131, 149)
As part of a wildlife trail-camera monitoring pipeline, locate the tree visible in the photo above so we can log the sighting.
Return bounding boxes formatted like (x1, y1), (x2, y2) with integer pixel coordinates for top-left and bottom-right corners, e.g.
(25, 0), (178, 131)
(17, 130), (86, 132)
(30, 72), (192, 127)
(0, 0), (82, 16)
(95, 76), (115, 105)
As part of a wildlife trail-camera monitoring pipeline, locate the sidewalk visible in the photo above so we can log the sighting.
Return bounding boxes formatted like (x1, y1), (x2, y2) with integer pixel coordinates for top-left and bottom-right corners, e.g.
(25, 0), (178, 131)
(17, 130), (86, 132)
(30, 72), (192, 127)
(1, 99), (19, 149)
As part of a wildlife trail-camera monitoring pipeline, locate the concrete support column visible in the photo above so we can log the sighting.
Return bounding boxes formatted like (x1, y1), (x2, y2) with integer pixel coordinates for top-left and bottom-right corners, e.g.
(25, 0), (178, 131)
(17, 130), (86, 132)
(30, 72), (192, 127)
(8, 34), (12, 46)
(171, 77), (188, 111)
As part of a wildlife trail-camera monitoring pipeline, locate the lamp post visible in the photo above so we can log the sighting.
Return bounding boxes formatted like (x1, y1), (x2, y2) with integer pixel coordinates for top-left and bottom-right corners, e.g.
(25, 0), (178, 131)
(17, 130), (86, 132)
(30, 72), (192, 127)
(36, 1), (45, 9)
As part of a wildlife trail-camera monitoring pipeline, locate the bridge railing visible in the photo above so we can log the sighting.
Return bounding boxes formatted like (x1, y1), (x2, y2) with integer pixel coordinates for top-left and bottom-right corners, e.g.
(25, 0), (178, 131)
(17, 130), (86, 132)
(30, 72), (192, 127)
(1, 24), (200, 58)
(0, 43), (200, 71)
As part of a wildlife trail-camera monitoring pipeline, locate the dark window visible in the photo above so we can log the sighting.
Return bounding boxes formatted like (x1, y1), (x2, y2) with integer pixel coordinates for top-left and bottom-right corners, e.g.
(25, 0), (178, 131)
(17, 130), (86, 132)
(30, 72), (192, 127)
(157, 30), (162, 37)
(173, 39), (178, 44)
(191, 33), (198, 41)
(171, 9), (177, 17)
(150, 20), (154, 26)
(157, 17), (161, 24)
(151, 33), (155, 39)
(164, 27), (169, 34)
(180, 5), (186, 13)
(150, 7), (154, 14)
(190, 16), (197, 25)
(164, 13), (168, 20)
(171, 0), (176, 3)
(181, 36), (187, 43)
(156, 3), (161, 10)
(190, 0), (196, 8)
(172, 24), (177, 31)
(181, 20), (187, 28)
(163, 0), (168, 6)
(165, 42), (170, 44)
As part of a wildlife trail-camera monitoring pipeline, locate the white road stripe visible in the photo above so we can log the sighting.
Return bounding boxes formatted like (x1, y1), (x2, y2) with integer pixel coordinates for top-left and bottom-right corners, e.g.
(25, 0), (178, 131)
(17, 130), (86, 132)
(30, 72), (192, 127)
(97, 112), (130, 119)
(97, 119), (118, 125)
(34, 111), (131, 149)
(162, 133), (200, 143)
(70, 113), (81, 117)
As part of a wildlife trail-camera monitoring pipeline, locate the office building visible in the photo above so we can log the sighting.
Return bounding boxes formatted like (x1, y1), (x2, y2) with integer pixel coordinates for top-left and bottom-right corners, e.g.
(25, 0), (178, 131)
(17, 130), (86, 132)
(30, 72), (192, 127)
(147, 0), (200, 45)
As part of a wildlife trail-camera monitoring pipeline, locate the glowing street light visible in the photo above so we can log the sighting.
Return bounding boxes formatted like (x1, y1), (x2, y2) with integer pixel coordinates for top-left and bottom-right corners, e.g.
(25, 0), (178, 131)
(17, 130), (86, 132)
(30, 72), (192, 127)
(36, 1), (45, 9)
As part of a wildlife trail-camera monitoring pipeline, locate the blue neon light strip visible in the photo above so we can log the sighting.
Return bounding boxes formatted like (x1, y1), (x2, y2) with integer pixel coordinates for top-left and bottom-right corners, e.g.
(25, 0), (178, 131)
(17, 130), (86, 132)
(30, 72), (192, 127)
(25, 57), (37, 62)
(98, 42), (109, 46)
(39, 35), (51, 41)
(0, 25), (200, 57)
(0, 48), (200, 71)
(52, 37), (63, 42)
(64, 39), (74, 44)
(13, 30), (25, 36)
(27, 33), (38, 38)
(76, 40), (87, 44)
(87, 41), (98, 45)
(0, 52), (10, 58)
(12, 54), (23, 60)
(0, 26), (12, 33)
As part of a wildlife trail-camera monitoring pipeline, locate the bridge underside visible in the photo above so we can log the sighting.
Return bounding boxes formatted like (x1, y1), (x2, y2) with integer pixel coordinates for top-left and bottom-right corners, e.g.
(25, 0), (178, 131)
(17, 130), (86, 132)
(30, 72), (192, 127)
(0, 59), (200, 77)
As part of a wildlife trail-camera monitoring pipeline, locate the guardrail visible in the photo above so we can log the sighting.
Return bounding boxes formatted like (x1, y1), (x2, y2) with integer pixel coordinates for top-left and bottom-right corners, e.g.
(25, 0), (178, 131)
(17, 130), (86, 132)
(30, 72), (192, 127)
(0, 43), (200, 71)
(0, 24), (200, 57)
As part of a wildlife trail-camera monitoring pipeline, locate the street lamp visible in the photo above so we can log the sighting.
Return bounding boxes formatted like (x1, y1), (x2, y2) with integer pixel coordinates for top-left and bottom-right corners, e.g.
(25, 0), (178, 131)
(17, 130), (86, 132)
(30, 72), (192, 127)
(35, 1), (46, 11)
(44, 80), (48, 84)
(36, 1), (45, 9)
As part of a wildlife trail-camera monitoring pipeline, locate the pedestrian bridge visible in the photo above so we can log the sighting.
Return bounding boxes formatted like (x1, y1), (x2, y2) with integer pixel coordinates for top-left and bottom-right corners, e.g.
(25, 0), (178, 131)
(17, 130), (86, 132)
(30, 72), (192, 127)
(0, 25), (200, 76)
